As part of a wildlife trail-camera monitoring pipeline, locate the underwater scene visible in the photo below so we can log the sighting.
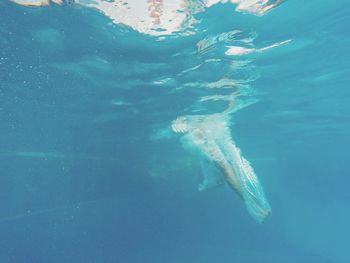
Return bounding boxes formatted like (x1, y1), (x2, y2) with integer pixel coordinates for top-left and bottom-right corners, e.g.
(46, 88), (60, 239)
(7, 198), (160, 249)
(1, 0), (350, 262)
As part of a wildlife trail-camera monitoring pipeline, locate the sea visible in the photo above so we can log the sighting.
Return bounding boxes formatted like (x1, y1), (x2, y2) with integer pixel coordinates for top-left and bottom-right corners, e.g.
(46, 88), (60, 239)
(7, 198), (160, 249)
(1, 0), (350, 262)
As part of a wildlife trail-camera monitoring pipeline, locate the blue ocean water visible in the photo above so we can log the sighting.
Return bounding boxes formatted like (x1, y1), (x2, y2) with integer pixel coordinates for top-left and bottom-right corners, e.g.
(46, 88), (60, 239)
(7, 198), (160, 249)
(1, 0), (350, 262)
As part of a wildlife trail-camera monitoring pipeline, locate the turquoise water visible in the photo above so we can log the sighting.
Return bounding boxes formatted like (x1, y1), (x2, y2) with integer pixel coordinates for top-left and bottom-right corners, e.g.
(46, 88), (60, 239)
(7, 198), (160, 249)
(1, 0), (350, 262)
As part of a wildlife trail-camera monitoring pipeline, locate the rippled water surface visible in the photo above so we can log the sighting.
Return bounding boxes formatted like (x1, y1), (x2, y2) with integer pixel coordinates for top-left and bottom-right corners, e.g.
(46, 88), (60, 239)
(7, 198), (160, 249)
(1, 0), (350, 262)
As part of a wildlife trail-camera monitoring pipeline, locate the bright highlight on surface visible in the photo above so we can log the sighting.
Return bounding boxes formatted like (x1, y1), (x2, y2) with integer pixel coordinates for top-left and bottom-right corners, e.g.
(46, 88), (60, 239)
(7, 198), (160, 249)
(10, 0), (285, 36)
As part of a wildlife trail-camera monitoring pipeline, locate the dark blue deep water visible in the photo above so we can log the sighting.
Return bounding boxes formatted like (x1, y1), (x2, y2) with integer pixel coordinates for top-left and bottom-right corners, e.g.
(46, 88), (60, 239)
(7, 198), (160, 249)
(1, 0), (350, 262)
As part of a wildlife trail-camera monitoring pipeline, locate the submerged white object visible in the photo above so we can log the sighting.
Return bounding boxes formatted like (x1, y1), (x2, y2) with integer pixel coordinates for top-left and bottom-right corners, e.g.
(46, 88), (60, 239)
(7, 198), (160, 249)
(172, 113), (272, 223)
